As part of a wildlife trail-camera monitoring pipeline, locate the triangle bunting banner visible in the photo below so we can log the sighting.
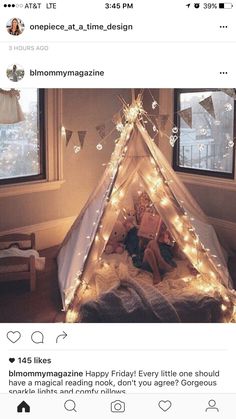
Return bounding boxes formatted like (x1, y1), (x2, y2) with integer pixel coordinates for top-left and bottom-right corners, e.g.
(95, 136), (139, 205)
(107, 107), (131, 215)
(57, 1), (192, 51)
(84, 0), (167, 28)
(199, 96), (216, 119)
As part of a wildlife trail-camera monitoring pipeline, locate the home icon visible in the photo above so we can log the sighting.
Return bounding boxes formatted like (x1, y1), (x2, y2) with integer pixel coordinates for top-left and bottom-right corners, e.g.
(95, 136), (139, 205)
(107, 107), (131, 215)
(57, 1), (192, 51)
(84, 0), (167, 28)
(17, 401), (30, 413)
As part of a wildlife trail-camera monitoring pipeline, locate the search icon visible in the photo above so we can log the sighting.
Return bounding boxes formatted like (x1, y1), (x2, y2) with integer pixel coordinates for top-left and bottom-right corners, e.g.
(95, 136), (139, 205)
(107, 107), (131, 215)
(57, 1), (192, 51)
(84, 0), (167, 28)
(64, 399), (77, 412)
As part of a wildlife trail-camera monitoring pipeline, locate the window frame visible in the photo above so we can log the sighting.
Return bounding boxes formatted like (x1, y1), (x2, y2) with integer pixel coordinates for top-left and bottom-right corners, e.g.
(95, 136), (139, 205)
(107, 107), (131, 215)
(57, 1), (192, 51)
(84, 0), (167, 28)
(173, 88), (236, 180)
(0, 89), (46, 186)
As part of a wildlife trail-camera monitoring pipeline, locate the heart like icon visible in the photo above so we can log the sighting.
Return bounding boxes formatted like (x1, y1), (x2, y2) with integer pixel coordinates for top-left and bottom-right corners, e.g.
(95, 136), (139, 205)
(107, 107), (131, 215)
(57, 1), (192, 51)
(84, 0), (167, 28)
(7, 331), (21, 344)
(9, 358), (15, 363)
(158, 400), (172, 412)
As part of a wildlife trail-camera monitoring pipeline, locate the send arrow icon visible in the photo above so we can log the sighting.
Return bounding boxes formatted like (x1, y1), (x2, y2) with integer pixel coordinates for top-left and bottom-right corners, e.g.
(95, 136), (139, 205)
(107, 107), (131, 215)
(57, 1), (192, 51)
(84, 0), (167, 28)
(56, 331), (67, 343)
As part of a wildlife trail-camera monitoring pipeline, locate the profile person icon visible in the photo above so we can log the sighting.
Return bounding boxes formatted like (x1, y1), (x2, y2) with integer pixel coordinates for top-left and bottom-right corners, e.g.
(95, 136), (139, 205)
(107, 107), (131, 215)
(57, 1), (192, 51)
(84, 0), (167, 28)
(205, 399), (219, 412)
(7, 18), (24, 36)
(6, 64), (25, 83)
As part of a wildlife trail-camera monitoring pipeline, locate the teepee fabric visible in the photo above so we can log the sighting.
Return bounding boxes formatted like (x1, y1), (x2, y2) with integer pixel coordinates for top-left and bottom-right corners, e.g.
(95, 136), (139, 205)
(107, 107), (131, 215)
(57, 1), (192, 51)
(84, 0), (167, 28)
(57, 102), (231, 312)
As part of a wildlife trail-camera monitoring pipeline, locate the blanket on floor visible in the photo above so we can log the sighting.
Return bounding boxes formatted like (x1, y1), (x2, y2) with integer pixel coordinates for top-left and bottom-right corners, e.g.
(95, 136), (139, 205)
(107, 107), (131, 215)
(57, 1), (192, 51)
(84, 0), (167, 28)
(80, 277), (180, 323)
(78, 255), (235, 323)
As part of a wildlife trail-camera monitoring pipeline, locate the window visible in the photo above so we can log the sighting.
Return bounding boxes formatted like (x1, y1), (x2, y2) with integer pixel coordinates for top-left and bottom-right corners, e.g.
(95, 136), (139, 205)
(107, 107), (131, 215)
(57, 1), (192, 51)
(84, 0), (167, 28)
(0, 89), (45, 185)
(0, 89), (64, 198)
(173, 89), (236, 179)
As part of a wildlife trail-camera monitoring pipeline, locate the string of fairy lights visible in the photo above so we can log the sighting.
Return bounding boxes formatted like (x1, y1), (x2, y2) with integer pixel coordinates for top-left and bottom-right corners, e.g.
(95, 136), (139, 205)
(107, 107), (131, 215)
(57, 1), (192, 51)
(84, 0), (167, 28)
(65, 122), (134, 312)
(66, 97), (236, 323)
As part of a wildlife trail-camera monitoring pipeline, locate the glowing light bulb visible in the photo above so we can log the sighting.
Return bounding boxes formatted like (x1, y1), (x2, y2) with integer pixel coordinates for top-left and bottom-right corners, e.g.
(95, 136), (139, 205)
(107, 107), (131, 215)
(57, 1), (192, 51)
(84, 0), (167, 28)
(221, 304), (227, 312)
(156, 177), (163, 186)
(173, 216), (183, 232)
(160, 197), (169, 207)
(67, 310), (78, 323)
(183, 245), (189, 254)
(196, 260), (203, 268)
(111, 197), (118, 206)
(152, 100), (158, 109)
(116, 122), (124, 132)
(124, 102), (142, 123)
(182, 276), (192, 283)
(74, 145), (81, 154)
(191, 247), (197, 255)
(184, 234), (189, 242)
(209, 271), (216, 279)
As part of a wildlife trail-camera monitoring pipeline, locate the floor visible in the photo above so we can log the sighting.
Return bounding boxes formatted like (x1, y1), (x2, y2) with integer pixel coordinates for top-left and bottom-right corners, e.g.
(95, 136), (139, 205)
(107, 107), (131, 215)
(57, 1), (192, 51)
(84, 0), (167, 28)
(0, 249), (235, 323)
(0, 247), (65, 323)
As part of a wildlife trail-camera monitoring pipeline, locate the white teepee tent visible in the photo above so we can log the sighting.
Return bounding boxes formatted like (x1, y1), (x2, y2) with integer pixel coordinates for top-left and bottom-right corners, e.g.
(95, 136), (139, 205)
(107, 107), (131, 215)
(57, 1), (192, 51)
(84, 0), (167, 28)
(57, 97), (233, 321)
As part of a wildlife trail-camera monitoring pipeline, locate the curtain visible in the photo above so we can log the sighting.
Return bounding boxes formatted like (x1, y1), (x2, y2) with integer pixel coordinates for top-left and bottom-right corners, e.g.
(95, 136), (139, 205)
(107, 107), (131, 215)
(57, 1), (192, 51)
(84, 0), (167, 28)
(0, 89), (25, 124)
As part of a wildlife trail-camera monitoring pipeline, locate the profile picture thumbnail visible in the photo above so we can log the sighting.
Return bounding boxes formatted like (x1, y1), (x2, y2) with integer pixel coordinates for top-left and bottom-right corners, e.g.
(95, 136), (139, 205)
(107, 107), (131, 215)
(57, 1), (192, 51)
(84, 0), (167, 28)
(6, 17), (25, 36)
(6, 64), (25, 83)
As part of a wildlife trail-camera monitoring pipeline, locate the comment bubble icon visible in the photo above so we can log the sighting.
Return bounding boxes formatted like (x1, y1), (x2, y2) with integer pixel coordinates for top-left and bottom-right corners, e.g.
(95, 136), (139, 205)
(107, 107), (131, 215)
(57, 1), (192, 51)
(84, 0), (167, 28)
(31, 331), (44, 344)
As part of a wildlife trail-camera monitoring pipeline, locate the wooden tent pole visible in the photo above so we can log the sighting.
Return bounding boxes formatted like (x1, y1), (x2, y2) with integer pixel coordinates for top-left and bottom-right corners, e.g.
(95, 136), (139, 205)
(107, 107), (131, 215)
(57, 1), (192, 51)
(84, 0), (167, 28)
(131, 88), (136, 101)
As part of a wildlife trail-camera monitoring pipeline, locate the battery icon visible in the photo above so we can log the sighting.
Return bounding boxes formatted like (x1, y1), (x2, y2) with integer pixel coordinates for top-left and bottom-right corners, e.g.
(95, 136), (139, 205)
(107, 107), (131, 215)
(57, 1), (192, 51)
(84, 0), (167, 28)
(219, 3), (233, 7)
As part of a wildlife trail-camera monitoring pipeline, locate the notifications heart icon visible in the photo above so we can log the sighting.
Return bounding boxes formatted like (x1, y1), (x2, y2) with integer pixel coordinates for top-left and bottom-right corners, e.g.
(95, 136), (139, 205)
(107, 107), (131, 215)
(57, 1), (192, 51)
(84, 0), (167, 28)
(158, 400), (172, 412)
(9, 358), (15, 363)
(7, 331), (21, 344)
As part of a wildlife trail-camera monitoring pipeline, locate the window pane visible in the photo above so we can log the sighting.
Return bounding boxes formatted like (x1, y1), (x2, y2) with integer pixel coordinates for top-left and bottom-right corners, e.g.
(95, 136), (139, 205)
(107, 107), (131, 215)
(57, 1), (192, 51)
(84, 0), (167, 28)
(0, 89), (41, 182)
(178, 90), (235, 175)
